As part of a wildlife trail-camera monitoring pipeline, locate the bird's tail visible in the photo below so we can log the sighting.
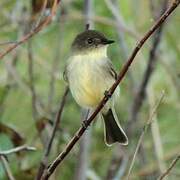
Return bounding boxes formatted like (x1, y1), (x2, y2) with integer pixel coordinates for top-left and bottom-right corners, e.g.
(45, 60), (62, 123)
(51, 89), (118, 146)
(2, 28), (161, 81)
(102, 108), (128, 146)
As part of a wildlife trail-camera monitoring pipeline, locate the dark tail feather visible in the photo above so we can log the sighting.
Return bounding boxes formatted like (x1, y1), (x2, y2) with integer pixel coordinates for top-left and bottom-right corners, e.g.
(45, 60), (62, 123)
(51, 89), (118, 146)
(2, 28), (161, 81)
(102, 109), (128, 146)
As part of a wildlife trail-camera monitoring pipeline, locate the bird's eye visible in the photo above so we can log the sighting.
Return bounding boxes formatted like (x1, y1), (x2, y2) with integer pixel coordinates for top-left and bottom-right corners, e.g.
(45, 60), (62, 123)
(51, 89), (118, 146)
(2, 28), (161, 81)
(87, 38), (93, 44)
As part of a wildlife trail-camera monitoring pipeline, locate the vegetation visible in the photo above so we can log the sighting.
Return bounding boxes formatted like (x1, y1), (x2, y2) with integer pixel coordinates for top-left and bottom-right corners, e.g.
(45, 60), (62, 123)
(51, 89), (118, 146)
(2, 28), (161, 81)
(0, 0), (179, 179)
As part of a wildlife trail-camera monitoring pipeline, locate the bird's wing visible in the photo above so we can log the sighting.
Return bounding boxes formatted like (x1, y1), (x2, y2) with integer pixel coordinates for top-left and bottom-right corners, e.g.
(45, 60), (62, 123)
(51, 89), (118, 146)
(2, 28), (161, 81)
(63, 66), (69, 83)
(107, 60), (118, 80)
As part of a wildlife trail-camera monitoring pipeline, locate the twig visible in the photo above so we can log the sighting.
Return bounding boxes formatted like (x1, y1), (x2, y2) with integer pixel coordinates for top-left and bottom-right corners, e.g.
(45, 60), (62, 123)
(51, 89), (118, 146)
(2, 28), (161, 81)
(126, 92), (165, 179)
(0, 0), (59, 60)
(41, 1), (180, 179)
(0, 145), (36, 156)
(104, 0), (135, 93)
(36, 86), (69, 180)
(74, 109), (91, 180)
(127, 0), (168, 131)
(0, 41), (18, 46)
(148, 87), (166, 174)
(47, 8), (66, 112)
(121, 146), (180, 178)
(73, 1), (94, 179)
(27, 40), (50, 147)
(158, 154), (180, 180)
(28, 40), (38, 120)
(0, 156), (15, 180)
(66, 11), (139, 39)
(105, 146), (128, 180)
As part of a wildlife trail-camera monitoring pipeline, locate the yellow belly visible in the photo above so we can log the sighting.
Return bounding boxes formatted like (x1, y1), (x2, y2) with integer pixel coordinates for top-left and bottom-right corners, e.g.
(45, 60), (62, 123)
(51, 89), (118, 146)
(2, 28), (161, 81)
(67, 53), (119, 108)
(69, 65), (118, 108)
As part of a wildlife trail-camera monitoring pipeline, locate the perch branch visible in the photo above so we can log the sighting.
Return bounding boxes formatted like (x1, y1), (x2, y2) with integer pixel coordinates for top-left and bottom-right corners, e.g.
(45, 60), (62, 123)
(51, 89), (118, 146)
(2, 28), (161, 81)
(41, 1), (180, 179)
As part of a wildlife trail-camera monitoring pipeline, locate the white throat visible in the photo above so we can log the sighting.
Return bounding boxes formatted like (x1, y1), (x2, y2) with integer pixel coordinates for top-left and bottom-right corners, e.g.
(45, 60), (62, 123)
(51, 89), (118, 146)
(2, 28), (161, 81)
(72, 46), (108, 61)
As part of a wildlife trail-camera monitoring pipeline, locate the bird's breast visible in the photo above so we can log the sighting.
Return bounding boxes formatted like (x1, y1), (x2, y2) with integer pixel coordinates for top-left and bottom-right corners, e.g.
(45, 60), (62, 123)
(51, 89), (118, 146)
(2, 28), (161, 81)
(67, 55), (118, 108)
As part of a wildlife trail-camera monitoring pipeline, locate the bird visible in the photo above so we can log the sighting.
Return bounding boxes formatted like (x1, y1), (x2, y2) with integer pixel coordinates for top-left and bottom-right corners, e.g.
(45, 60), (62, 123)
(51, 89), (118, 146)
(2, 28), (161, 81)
(64, 29), (128, 146)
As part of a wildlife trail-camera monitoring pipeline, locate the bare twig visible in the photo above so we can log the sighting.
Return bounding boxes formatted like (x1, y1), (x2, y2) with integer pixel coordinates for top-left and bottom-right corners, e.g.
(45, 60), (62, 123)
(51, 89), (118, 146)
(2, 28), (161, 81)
(0, 145), (36, 156)
(105, 146), (128, 180)
(0, 156), (15, 180)
(148, 87), (166, 174)
(41, 1), (180, 179)
(119, 146), (180, 178)
(47, 8), (66, 111)
(104, 0), (135, 93)
(74, 1), (94, 179)
(127, 0), (168, 131)
(158, 155), (180, 180)
(74, 109), (91, 180)
(126, 92), (165, 179)
(0, 41), (18, 46)
(28, 40), (38, 120)
(0, 0), (59, 60)
(66, 11), (139, 39)
(36, 86), (69, 180)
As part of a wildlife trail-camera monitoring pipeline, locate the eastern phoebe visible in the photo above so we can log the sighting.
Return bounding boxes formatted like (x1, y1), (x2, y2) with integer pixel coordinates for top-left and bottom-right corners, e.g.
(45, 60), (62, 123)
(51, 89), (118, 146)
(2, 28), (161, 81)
(64, 30), (128, 146)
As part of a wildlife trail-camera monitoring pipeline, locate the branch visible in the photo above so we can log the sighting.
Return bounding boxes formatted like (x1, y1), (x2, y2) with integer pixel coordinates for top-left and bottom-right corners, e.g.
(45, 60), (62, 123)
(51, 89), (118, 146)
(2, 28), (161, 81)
(47, 8), (66, 112)
(74, 1), (94, 179)
(0, 0), (60, 60)
(36, 86), (69, 180)
(127, 0), (168, 130)
(158, 154), (180, 180)
(104, 0), (135, 92)
(41, 1), (180, 179)
(0, 145), (36, 156)
(27, 40), (38, 120)
(0, 156), (15, 180)
(126, 92), (165, 179)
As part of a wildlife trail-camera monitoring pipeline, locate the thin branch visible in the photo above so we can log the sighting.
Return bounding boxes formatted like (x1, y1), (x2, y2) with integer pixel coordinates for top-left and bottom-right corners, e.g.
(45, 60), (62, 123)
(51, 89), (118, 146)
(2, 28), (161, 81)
(127, 0), (168, 131)
(148, 87), (166, 174)
(28, 40), (38, 120)
(36, 86), (69, 180)
(126, 92), (165, 179)
(0, 156), (15, 180)
(73, 1), (94, 179)
(47, 9), (66, 112)
(158, 155), (180, 180)
(74, 109), (91, 180)
(0, 0), (59, 60)
(66, 11), (139, 39)
(40, 1), (180, 179)
(104, 0), (135, 92)
(123, 146), (180, 178)
(0, 145), (36, 156)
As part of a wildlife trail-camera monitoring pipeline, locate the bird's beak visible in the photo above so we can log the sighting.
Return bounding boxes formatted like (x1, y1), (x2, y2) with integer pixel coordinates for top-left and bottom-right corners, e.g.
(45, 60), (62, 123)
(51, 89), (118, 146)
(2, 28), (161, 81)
(103, 39), (115, 45)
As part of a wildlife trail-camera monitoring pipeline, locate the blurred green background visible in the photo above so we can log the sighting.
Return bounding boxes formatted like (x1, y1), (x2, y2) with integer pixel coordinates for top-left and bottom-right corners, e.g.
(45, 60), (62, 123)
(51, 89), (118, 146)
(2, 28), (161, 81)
(0, 0), (179, 180)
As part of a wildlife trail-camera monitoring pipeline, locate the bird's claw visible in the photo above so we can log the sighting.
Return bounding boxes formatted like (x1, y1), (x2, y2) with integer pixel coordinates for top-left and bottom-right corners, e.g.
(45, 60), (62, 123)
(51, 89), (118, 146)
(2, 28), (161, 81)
(104, 90), (111, 99)
(82, 120), (89, 129)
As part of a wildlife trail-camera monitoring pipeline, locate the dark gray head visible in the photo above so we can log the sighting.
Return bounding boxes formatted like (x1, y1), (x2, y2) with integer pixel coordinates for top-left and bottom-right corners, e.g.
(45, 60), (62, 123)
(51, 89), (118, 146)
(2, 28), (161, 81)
(71, 30), (114, 52)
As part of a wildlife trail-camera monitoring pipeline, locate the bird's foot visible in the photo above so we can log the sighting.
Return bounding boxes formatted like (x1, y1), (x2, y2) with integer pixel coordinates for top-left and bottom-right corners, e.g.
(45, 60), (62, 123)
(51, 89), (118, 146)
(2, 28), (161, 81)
(104, 90), (111, 99)
(82, 120), (89, 129)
